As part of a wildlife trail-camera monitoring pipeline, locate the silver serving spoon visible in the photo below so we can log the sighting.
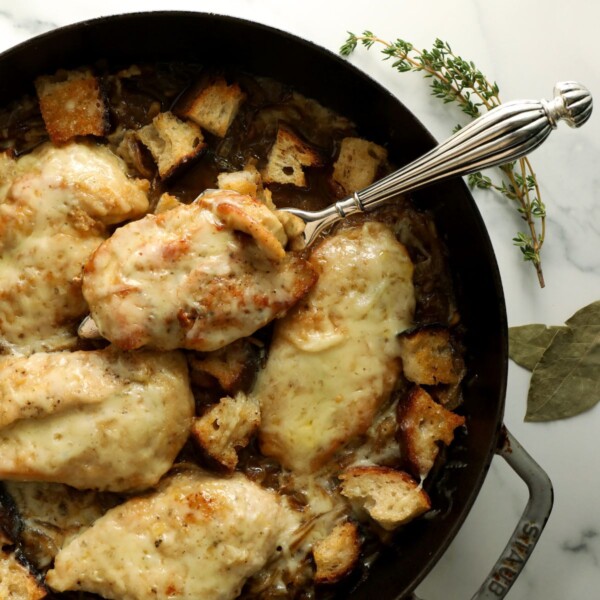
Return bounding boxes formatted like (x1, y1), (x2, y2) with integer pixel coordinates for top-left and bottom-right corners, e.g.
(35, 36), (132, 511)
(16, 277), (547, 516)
(286, 81), (592, 245)
(78, 81), (591, 340)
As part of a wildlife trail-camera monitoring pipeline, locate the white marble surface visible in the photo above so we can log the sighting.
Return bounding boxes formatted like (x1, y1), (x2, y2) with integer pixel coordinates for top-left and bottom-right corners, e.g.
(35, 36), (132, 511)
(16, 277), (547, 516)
(1, 1), (598, 598)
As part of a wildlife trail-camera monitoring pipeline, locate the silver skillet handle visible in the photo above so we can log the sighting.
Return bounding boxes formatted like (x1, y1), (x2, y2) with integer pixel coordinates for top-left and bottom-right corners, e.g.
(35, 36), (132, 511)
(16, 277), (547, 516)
(412, 427), (553, 600)
(290, 81), (592, 245)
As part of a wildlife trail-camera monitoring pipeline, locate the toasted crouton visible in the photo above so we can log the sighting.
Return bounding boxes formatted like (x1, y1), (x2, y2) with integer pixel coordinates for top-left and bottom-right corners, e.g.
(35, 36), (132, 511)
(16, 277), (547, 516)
(218, 167), (262, 197)
(312, 521), (361, 584)
(397, 386), (465, 478)
(339, 466), (430, 531)
(262, 125), (322, 187)
(154, 193), (183, 214)
(398, 325), (465, 386)
(187, 338), (258, 393)
(276, 210), (306, 250)
(191, 392), (260, 470)
(180, 77), (246, 137)
(115, 129), (155, 179)
(0, 550), (47, 600)
(136, 111), (205, 179)
(35, 69), (109, 144)
(331, 137), (387, 195)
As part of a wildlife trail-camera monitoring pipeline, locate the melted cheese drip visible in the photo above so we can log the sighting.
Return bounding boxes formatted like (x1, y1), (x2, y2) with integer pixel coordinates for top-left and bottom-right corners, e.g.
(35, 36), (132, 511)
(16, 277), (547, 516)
(255, 221), (415, 473)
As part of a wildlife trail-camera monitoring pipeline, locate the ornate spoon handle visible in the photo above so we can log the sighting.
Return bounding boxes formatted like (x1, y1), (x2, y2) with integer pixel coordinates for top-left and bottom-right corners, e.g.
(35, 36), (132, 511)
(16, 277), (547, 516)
(285, 81), (592, 245)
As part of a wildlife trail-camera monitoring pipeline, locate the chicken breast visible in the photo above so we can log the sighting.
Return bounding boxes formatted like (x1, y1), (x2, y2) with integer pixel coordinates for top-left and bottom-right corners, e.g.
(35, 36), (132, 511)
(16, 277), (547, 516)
(46, 467), (299, 600)
(0, 142), (149, 354)
(0, 348), (193, 492)
(255, 221), (415, 473)
(82, 190), (316, 351)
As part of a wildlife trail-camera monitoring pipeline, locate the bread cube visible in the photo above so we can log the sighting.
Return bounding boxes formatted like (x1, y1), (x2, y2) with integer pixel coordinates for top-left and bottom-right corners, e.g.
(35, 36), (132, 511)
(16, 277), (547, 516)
(136, 111), (205, 179)
(191, 392), (260, 470)
(180, 77), (245, 137)
(35, 68), (109, 143)
(397, 385), (465, 478)
(398, 325), (465, 386)
(339, 465), (430, 531)
(187, 338), (258, 393)
(312, 521), (361, 584)
(331, 137), (387, 194)
(262, 125), (322, 187)
(154, 193), (183, 214)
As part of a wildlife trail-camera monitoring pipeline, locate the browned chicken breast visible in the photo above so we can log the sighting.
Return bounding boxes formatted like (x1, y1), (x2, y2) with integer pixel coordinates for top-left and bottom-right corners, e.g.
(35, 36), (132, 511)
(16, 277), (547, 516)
(255, 221), (415, 473)
(0, 142), (149, 354)
(82, 190), (317, 351)
(0, 348), (194, 492)
(46, 467), (299, 600)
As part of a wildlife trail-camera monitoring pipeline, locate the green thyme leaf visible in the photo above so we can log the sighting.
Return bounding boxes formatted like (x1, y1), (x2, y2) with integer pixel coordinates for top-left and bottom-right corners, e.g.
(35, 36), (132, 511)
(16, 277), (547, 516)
(340, 32), (547, 287)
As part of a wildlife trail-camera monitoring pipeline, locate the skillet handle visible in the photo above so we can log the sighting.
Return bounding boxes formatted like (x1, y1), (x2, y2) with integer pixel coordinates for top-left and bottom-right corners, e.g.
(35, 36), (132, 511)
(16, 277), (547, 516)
(469, 426), (553, 599)
(412, 426), (553, 600)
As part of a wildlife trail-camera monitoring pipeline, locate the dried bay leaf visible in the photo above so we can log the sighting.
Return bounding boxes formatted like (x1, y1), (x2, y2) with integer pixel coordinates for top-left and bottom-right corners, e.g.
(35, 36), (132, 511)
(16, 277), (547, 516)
(509, 324), (563, 370)
(522, 301), (600, 422)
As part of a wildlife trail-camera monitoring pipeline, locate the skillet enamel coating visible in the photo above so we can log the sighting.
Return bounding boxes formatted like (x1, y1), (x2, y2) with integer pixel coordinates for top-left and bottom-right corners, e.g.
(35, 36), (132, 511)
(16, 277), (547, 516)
(0, 12), (508, 599)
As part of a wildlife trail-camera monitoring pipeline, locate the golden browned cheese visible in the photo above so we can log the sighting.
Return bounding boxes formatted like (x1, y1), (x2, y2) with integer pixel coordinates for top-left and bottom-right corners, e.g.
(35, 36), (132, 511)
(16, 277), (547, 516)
(0, 142), (149, 354)
(255, 221), (415, 473)
(46, 467), (299, 600)
(82, 190), (316, 351)
(0, 348), (194, 492)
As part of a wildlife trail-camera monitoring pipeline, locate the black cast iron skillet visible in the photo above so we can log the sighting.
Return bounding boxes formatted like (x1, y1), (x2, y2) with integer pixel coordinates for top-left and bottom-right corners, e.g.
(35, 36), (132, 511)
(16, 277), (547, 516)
(0, 11), (553, 599)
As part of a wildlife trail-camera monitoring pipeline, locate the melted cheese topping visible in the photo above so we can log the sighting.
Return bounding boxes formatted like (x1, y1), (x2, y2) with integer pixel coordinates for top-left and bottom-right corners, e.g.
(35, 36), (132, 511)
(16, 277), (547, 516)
(82, 190), (316, 351)
(0, 142), (149, 354)
(255, 222), (415, 473)
(0, 348), (193, 492)
(46, 468), (299, 600)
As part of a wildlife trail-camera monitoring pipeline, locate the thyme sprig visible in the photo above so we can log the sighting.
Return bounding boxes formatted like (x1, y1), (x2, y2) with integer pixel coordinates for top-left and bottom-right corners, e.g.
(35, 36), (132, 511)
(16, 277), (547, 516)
(340, 33), (547, 287)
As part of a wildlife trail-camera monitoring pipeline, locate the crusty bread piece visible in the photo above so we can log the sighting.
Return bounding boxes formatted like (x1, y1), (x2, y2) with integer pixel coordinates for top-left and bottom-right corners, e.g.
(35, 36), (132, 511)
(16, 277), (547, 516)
(0, 550), (47, 600)
(218, 167), (262, 197)
(180, 77), (246, 137)
(115, 129), (155, 179)
(398, 325), (465, 386)
(187, 338), (257, 393)
(136, 111), (205, 179)
(331, 137), (387, 195)
(154, 192), (183, 214)
(191, 392), (260, 470)
(397, 385), (465, 478)
(217, 165), (306, 249)
(276, 210), (306, 250)
(312, 521), (361, 584)
(35, 68), (109, 144)
(262, 125), (322, 187)
(339, 465), (430, 531)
